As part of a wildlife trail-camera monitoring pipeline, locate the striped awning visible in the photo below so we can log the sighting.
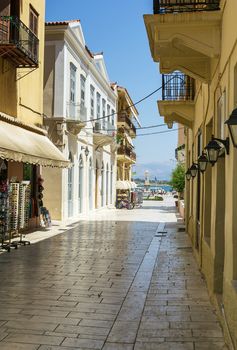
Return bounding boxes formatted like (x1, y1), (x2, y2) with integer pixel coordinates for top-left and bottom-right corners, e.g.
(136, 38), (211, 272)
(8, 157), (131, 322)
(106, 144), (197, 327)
(0, 119), (69, 168)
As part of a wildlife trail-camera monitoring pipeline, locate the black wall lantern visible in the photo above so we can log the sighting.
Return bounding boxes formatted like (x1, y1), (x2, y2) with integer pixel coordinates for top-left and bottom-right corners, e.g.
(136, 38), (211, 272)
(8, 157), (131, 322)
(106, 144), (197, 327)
(205, 136), (229, 166)
(198, 153), (208, 173)
(190, 163), (198, 178)
(185, 168), (192, 181)
(167, 121), (174, 129)
(225, 108), (237, 147)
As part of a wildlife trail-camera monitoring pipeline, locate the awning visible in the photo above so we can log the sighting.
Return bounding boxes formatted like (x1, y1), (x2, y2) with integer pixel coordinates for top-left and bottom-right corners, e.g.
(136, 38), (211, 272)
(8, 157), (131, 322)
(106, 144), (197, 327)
(0, 120), (69, 168)
(116, 180), (130, 190)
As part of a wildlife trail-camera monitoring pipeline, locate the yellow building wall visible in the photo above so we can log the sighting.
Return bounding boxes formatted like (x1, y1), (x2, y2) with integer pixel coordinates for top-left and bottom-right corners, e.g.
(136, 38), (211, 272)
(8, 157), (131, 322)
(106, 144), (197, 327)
(0, 0), (45, 127)
(184, 0), (237, 346)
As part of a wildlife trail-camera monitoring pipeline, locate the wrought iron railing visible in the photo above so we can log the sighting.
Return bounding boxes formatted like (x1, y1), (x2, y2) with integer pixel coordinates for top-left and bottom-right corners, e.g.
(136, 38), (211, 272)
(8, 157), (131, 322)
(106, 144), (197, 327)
(153, 0), (220, 13)
(118, 114), (136, 135)
(0, 16), (39, 65)
(66, 103), (87, 122)
(162, 73), (195, 101)
(117, 146), (136, 161)
(93, 120), (115, 136)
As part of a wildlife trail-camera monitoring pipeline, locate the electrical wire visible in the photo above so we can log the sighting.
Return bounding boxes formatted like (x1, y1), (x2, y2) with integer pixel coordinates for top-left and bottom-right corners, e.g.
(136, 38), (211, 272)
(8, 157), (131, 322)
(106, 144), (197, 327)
(55, 126), (181, 138)
(43, 76), (175, 125)
(136, 127), (183, 137)
(74, 122), (167, 132)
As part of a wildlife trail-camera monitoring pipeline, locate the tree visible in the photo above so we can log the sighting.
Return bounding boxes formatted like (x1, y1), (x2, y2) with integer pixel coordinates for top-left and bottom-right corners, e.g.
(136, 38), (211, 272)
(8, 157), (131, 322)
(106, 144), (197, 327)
(170, 163), (185, 195)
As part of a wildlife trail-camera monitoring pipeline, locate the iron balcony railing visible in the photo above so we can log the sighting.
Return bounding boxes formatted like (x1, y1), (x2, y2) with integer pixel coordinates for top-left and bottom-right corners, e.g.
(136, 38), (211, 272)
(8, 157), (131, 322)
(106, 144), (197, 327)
(117, 146), (136, 161)
(0, 16), (39, 65)
(162, 73), (195, 101)
(117, 114), (136, 135)
(153, 0), (220, 14)
(66, 102), (87, 122)
(93, 120), (115, 136)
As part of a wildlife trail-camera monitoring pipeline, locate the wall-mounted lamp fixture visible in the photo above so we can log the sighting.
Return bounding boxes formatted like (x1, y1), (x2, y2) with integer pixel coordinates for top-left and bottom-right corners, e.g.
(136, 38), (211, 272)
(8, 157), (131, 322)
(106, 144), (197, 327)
(197, 153), (208, 173)
(225, 108), (237, 147)
(167, 121), (174, 129)
(190, 163), (199, 178)
(81, 145), (89, 158)
(205, 136), (229, 166)
(185, 168), (192, 181)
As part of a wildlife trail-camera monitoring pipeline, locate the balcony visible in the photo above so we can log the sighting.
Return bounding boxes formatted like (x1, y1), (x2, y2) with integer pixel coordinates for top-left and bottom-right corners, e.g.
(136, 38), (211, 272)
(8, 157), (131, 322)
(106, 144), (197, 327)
(0, 16), (39, 67)
(117, 114), (136, 137)
(144, 1), (221, 82)
(66, 103), (87, 135)
(158, 73), (195, 128)
(93, 120), (116, 147)
(117, 146), (136, 164)
(154, 0), (220, 14)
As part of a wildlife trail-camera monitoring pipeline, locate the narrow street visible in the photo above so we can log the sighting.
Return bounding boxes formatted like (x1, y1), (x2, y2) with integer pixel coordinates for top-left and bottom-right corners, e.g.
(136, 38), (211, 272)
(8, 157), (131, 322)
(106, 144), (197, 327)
(0, 197), (227, 350)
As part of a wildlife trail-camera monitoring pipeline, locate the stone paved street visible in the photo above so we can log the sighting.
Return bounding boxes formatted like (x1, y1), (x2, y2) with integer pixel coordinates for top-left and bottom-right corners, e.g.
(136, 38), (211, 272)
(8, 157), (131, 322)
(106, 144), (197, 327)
(0, 197), (228, 349)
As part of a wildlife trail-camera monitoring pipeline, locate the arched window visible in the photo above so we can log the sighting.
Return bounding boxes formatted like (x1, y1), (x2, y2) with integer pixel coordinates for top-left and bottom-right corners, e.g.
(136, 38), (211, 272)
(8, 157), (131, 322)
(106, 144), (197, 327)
(101, 161), (104, 207)
(78, 154), (83, 213)
(89, 157), (93, 210)
(68, 152), (74, 217)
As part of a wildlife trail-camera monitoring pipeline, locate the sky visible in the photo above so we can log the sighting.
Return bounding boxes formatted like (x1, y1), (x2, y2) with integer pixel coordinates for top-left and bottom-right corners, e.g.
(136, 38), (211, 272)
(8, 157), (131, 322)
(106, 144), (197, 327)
(46, 0), (178, 180)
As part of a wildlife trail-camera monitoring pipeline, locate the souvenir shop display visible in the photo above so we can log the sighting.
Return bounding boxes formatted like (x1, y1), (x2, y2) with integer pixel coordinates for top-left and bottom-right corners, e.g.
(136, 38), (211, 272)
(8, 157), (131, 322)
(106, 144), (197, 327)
(0, 178), (33, 251)
(0, 180), (11, 252)
(15, 181), (31, 245)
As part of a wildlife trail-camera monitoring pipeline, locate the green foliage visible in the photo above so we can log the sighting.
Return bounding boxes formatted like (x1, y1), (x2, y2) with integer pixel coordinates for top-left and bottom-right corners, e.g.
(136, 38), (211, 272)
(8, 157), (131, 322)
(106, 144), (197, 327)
(143, 196), (164, 201)
(116, 134), (123, 145)
(170, 163), (185, 193)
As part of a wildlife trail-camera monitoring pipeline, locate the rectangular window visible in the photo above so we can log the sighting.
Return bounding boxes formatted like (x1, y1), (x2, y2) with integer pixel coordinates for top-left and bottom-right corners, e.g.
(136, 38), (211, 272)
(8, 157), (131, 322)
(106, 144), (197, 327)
(90, 85), (95, 118)
(102, 99), (106, 129)
(70, 63), (76, 103)
(29, 5), (38, 36)
(80, 75), (86, 107)
(96, 92), (101, 119)
(111, 109), (115, 126)
(107, 104), (111, 123)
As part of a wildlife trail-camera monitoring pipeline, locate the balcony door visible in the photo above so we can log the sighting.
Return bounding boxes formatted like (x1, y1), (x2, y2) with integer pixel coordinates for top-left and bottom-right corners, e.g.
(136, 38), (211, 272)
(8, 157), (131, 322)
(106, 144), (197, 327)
(101, 162), (104, 207)
(78, 155), (83, 214)
(89, 158), (93, 210)
(95, 160), (99, 209)
(68, 153), (74, 218)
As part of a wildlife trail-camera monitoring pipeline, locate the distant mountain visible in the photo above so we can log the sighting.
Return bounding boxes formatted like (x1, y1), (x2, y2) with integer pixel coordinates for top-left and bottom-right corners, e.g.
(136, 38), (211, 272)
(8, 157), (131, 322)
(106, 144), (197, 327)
(133, 161), (176, 181)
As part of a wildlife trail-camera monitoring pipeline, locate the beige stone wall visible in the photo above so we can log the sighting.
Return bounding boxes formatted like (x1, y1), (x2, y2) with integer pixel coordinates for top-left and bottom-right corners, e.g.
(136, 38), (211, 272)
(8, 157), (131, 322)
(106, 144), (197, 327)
(184, 0), (237, 345)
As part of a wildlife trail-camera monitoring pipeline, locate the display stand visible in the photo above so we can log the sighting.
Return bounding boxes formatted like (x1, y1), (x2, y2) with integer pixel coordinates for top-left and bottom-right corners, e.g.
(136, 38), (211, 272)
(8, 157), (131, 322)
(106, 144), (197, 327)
(12, 181), (31, 246)
(0, 180), (11, 252)
(18, 182), (31, 245)
(8, 182), (19, 250)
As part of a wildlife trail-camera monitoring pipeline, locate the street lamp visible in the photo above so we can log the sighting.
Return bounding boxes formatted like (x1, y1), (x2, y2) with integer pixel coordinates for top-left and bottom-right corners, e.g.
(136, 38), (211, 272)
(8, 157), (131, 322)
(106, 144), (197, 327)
(185, 168), (192, 181)
(205, 136), (229, 166)
(198, 153), (208, 173)
(190, 163), (198, 178)
(225, 108), (237, 147)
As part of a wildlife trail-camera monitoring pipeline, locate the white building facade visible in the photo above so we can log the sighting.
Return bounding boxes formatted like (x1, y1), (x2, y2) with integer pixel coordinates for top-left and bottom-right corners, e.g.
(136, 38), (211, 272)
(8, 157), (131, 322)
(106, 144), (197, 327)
(43, 20), (117, 221)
